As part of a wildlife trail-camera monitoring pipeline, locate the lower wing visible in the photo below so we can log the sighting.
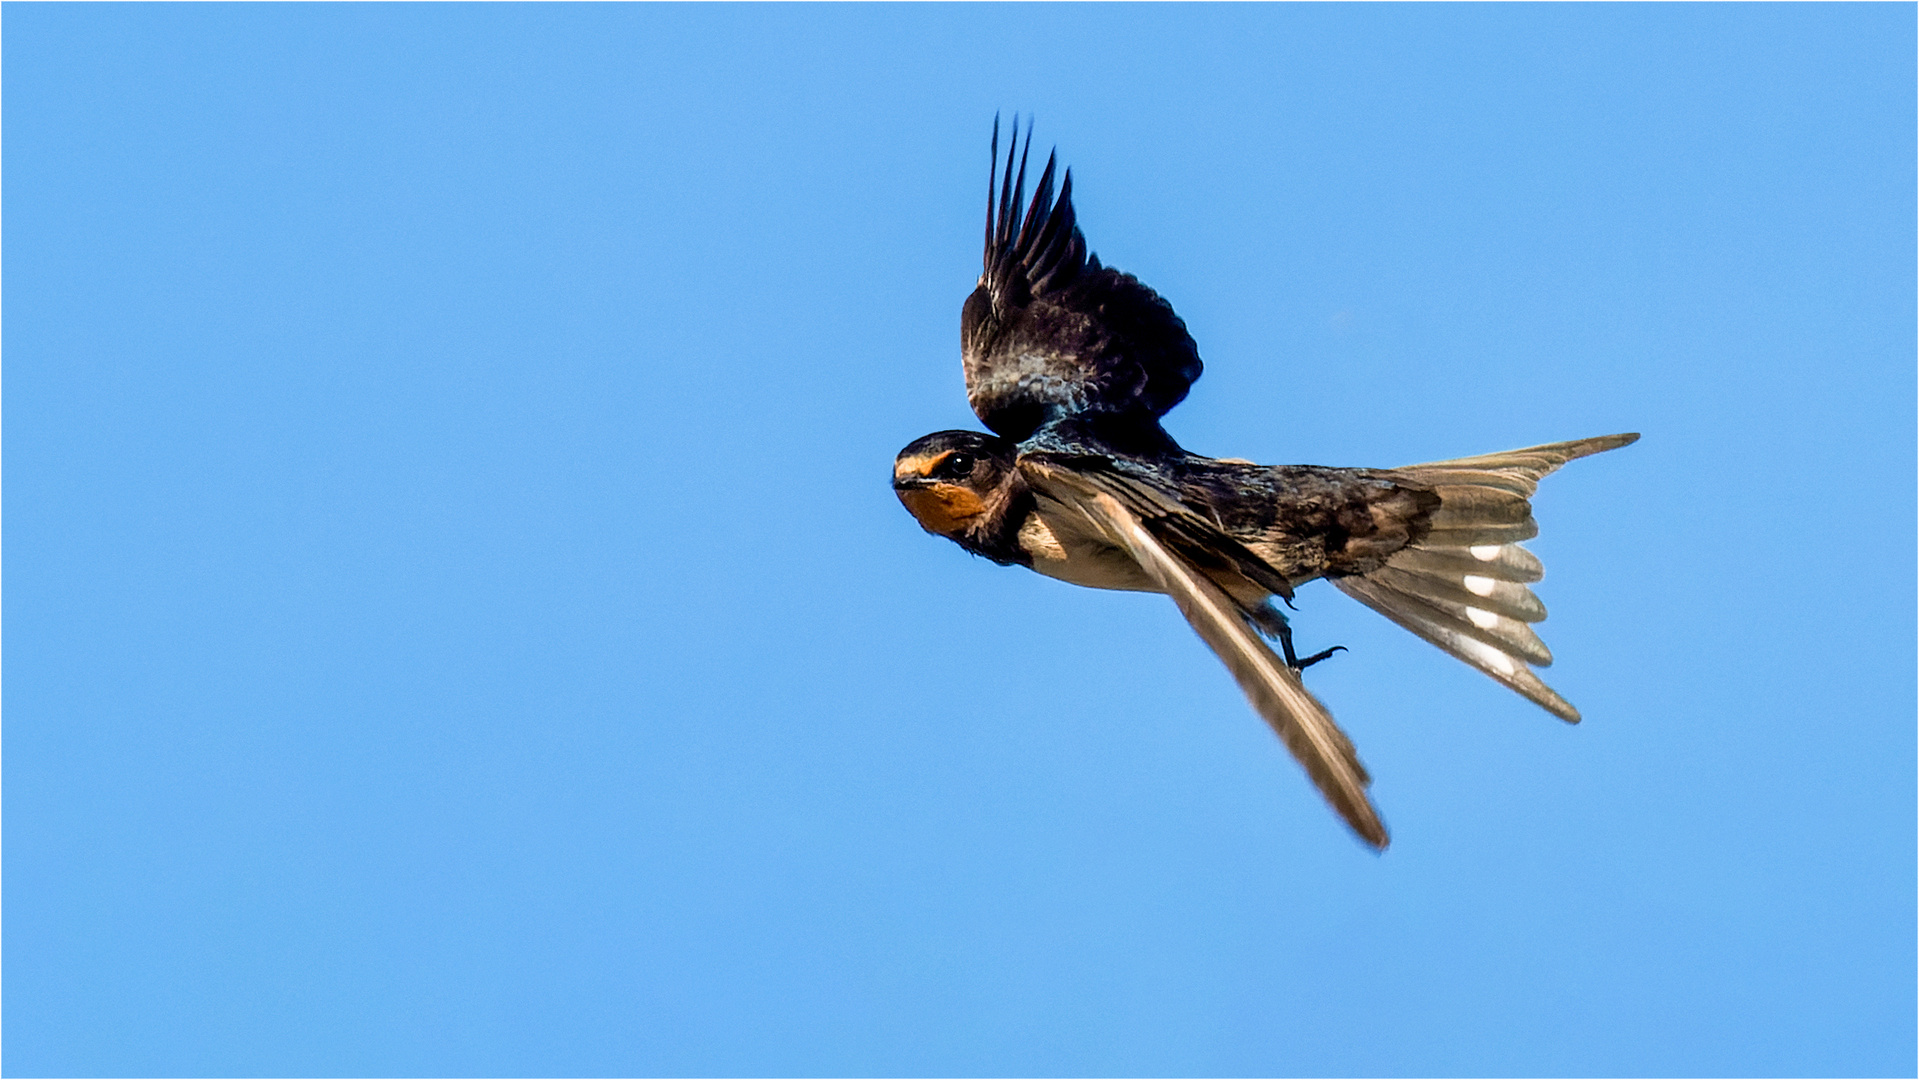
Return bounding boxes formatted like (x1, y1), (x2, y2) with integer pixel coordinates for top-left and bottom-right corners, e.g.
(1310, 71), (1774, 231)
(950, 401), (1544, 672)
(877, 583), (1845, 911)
(1024, 460), (1389, 850)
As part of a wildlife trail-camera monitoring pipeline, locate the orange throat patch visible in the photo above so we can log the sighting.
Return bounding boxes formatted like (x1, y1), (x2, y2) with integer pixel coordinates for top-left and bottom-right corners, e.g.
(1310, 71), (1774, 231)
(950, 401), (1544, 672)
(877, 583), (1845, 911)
(898, 484), (985, 536)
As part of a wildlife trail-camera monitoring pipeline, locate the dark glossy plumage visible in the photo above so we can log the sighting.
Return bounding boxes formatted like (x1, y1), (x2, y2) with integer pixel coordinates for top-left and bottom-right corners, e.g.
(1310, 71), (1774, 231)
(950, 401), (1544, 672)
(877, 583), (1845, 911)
(960, 117), (1203, 442)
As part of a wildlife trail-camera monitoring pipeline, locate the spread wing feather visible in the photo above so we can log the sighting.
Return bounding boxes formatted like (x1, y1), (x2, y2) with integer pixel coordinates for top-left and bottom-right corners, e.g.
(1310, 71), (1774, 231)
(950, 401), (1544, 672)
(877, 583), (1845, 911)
(1024, 460), (1389, 849)
(960, 118), (1203, 441)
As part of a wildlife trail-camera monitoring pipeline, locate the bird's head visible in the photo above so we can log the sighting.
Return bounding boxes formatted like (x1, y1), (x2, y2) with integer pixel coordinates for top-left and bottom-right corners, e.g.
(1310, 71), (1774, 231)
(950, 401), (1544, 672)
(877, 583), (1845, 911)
(892, 430), (1020, 540)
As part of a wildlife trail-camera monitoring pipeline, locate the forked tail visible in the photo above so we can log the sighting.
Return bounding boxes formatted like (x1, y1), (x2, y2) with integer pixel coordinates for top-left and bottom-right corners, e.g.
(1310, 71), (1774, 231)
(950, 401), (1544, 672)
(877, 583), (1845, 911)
(1331, 433), (1638, 722)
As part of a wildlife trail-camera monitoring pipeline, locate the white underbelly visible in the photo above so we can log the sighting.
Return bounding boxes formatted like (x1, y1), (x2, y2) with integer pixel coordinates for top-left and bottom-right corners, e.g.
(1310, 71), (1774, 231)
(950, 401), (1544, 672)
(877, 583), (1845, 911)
(1020, 506), (1162, 593)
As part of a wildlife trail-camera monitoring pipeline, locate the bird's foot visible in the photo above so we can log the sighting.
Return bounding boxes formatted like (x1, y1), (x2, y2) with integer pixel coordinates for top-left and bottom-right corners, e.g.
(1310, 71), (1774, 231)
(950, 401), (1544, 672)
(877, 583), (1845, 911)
(1274, 619), (1346, 673)
(1287, 645), (1347, 673)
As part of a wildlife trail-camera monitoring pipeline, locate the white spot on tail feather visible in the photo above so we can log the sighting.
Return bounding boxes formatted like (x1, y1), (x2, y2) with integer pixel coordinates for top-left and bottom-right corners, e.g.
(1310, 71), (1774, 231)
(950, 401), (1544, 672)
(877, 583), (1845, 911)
(1470, 544), (1503, 562)
(1459, 636), (1517, 676)
(1466, 606), (1500, 630)
(1462, 574), (1497, 596)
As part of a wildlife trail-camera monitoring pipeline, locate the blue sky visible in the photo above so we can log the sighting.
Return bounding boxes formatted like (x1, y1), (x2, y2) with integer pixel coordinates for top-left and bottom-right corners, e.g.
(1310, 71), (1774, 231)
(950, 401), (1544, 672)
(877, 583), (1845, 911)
(5, 5), (1912, 1076)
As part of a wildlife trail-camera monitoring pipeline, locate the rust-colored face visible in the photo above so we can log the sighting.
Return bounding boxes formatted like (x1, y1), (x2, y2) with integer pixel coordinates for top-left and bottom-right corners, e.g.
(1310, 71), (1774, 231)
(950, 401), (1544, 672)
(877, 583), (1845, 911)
(894, 430), (1018, 544)
(896, 483), (985, 535)
(893, 450), (986, 536)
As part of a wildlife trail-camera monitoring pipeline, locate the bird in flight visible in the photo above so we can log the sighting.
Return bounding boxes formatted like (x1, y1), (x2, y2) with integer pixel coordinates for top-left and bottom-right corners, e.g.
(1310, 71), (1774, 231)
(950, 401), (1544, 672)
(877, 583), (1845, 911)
(892, 120), (1637, 849)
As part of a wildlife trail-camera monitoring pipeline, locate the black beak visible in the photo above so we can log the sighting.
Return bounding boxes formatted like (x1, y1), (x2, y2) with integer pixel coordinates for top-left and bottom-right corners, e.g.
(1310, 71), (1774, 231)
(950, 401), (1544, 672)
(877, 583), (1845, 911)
(892, 474), (931, 492)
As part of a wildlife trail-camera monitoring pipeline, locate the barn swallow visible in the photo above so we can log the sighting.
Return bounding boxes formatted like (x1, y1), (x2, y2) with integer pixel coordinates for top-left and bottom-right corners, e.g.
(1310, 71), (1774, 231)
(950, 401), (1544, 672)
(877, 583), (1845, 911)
(893, 120), (1637, 849)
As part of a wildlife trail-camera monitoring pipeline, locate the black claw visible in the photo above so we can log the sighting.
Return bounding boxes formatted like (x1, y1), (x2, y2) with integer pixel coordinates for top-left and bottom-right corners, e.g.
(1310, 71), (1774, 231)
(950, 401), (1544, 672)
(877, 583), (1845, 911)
(1272, 618), (1346, 672)
(1292, 645), (1347, 672)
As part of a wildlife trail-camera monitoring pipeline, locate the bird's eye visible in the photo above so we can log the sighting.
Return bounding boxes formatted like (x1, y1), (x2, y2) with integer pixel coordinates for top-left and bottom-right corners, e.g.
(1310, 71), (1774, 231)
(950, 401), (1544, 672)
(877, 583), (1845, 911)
(938, 453), (976, 478)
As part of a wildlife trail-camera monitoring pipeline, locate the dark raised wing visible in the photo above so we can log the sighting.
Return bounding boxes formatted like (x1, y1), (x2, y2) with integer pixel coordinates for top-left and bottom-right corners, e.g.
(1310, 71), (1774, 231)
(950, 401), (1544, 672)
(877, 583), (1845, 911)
(1021, 456), (1388, 850)
(959, 118), (1204, 442)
